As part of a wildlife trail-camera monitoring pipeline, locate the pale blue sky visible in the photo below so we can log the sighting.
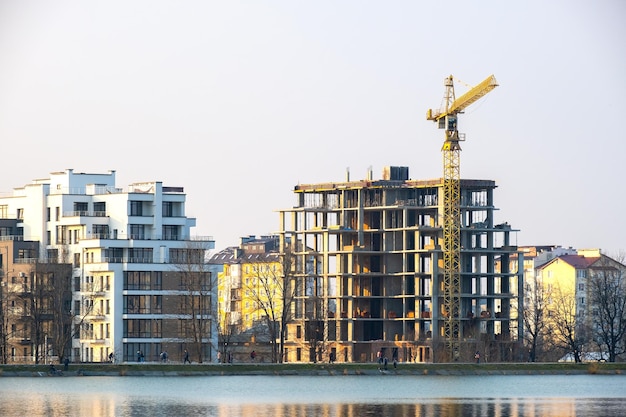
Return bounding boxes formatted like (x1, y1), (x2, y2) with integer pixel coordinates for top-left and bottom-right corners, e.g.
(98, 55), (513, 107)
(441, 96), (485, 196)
(0, 1), (624, 254)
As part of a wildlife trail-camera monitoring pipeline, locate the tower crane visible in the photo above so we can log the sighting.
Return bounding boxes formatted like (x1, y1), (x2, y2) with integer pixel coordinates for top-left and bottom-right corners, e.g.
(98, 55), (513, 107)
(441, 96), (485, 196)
(427, 74), (498, 361)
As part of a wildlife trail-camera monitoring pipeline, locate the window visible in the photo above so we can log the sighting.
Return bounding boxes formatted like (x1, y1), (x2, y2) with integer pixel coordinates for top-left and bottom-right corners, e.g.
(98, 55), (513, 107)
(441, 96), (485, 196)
(124, 295), (162, 314)
(162, 225), (179, 240)
(16, 208), (23, 220)
(55, 207), (60, 221)
(0, 205), (7, 218)
(129, 201), (143, 216)
(93, 202), (106, 216)
(129, 224), (145, 240)
(105, 248), (123, 263)
(162, 201), (174, 217)
(169, 248), (204, 264)
(577, 269), (587, 279)
(124, 271), (162, 290)
(47, 207), (50, 221)
(93, 224), (109, 239)
(124, 319), (162, 338)
(578, 283), (585, 291)
(128, 248), (152, 263)
(74, 202), (88, 215)
(47, 248), (58, 262)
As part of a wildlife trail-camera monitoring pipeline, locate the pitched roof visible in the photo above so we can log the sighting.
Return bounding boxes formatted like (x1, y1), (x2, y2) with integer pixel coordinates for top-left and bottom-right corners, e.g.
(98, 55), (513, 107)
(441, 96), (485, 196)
(209, 246), (280, 264)
(538, 254), (600, 269)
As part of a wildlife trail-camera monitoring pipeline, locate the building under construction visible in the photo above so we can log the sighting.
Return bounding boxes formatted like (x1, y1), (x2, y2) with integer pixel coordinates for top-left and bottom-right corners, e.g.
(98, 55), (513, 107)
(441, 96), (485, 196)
(278, 166), (523, 363)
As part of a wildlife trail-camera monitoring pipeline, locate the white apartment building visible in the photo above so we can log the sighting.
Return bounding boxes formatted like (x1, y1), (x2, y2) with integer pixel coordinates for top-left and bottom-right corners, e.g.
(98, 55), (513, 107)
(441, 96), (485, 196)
(0, 169), (215, 363)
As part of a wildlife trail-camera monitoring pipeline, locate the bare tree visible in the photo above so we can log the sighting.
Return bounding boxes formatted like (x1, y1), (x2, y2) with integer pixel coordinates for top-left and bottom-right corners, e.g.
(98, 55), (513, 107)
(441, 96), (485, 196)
(174, 241), (215, 363)
(216, 307), (239, 363)
(588, 253), (626, 362)
(0, 279), (10, 364)
(523, 274), (549, 362)
(242, 244), (298, 363)
(278, 246), (297, 363)
(304, 287), (327, 363)
(549, 284), (590, 363)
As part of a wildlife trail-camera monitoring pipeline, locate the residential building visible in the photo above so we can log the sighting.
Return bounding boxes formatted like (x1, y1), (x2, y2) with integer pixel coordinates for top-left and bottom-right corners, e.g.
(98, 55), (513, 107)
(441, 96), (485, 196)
(535, 249), (602, 315)
(0, 233), (73, 364)
(0, 169), (215, 363)
(211, 235), (283, 362)
(277, 166), (523, 363)
(534, 248), (626, 360)
(507, 245), (578, 361)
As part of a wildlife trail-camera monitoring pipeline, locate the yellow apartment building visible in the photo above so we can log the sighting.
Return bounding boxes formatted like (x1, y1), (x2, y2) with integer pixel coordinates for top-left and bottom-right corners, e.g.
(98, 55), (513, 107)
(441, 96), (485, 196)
(212, 236), (283, 336)
(535, 249), (601, 316)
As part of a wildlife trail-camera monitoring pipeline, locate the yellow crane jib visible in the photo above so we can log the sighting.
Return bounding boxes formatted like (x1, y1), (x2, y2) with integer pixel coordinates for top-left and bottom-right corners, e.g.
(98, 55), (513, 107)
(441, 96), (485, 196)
(426, 74), (498, 122)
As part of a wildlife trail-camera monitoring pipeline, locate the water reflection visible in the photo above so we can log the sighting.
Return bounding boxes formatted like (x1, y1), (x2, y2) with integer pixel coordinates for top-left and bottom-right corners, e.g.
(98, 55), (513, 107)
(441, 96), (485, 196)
(209, 399), (624, 417)
(1, 375), (625, 417)
(4, 394), (625, 417)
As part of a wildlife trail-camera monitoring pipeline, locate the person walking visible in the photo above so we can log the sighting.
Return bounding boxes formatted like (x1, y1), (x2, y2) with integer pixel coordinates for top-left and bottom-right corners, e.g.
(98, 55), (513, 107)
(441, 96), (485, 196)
(475, 351), (480, 364)
(183, 349), (191, 364)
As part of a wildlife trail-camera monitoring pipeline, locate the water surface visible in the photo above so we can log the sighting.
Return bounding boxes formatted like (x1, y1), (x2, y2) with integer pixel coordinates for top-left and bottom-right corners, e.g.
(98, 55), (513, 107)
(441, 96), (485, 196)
(1, 374), (624, 416)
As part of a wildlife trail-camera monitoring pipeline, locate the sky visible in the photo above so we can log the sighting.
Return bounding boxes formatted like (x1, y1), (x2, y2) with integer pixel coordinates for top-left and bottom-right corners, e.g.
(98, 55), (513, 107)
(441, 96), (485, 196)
(0, 1), (624, 255)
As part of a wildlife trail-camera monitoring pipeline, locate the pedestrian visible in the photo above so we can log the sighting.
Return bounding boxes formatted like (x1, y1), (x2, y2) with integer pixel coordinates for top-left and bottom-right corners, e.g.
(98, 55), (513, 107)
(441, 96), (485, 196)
(63, 357), (69, 371)
(217, 351), (222, 363)
(109, 352), (114, 363)
(250, 350), (256, 362)
(137, 350), (141, 362)
(377, 350), (382, 364)
(383, 356), (388, 370)
(475, 351), (480, 364)
(184, 349), (191, 364)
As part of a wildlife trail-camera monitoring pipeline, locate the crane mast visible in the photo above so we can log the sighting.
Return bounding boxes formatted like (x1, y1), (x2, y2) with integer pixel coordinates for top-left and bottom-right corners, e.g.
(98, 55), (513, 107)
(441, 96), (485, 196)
(427, 74), (498, 361)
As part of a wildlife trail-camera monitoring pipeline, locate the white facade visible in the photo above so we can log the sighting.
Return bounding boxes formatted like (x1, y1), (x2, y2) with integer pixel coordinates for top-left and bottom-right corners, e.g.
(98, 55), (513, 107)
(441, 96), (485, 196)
(0, 169), (215, 362)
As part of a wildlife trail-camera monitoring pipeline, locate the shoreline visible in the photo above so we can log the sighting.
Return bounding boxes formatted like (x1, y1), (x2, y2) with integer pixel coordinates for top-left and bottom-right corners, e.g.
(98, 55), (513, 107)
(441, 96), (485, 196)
(1, 362), (624, 377)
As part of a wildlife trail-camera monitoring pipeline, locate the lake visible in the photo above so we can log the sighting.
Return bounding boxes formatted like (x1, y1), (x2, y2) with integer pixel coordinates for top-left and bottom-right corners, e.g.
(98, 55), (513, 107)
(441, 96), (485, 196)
(0, 374), (625, 416)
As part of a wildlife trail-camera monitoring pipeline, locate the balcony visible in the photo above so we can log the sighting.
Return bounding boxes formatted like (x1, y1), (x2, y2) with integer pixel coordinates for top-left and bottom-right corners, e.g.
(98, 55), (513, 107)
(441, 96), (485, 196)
(88, 310), (107, 321)
(81, 284), (110, 294)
